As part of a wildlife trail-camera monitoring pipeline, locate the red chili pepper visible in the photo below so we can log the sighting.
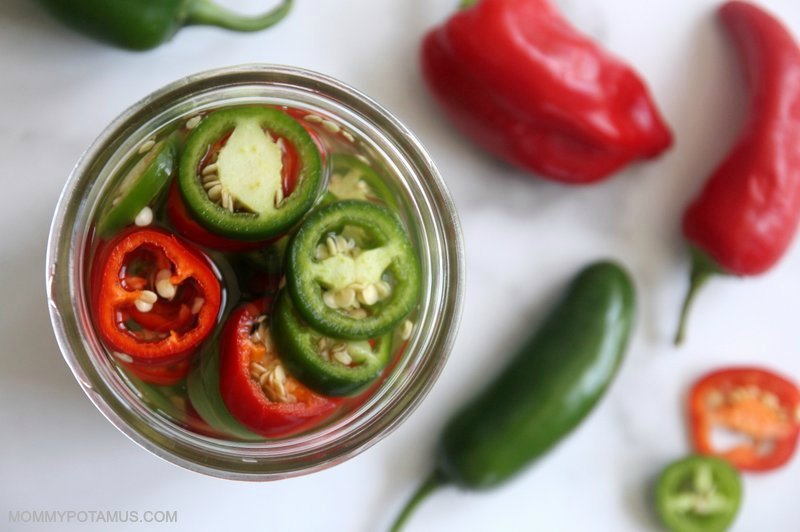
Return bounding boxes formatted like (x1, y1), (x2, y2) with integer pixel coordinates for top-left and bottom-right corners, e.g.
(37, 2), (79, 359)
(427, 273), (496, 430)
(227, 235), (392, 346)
(219, 299), (340, 437)
(675, 1), (800, 345)
(689, 367), (800, 472)
(420, 0), (672, 184)
(94, 228), (221, 366)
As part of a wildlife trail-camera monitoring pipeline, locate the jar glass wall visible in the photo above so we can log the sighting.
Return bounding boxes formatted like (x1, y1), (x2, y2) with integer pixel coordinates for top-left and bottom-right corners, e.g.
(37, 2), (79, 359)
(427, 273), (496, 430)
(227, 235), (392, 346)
(46, 65), (464, 480)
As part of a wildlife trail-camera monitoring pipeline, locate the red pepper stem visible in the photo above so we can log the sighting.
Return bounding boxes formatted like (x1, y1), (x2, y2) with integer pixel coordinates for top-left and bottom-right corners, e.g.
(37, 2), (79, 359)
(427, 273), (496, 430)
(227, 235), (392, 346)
(459, 0), (479, 8)
(186, 0), (292, 32)
(389, 471), (447, 532)
(674, 248), (719, 346)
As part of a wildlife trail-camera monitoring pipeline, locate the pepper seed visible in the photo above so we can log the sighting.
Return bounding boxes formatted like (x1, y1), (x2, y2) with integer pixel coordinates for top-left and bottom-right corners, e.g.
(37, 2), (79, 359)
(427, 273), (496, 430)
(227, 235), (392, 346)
(321, 120), (340, 134)
(375, 281), (392, 299)
(400, 319), (414, 341)
(113, 351), (133, 363)
(250, 362), (268, 376)
(138, 139), (156, 154)
(207, 184), (222, 201)
(333, 351), (353, 366)
(326, 236), (338, 257)
(323, 290), (338, 309)
(358, 284), (379, 306)
(304, 114), (323, 123)
(154, 269), (176, 300)
(185, 115), (202, 130)
(315, 244), (329, 260)
(189, 297), (204, 315)
(202, 163), (218, 176)
(134, 289), (157, 312)
(139, 290), (158, 304)
(134, 206), (153, 227)
(334, 288), (356, 308)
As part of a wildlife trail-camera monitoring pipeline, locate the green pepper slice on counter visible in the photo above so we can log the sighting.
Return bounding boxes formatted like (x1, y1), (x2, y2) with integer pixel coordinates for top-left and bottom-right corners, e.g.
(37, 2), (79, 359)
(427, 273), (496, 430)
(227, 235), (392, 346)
(655, 456), (742, 532)
(37, 0), (293, 51)
(272, 291), (392, 396)
(97, 134), (178, 238)
(325, 154), (399, 210)
(286, 200), (420, 340)
(179, 106), (321, 241)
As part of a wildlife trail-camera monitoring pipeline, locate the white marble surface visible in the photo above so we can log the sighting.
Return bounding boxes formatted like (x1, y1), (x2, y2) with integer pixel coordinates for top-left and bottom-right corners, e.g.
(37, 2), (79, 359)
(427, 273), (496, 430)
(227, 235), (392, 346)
(2, 0), (800, 530)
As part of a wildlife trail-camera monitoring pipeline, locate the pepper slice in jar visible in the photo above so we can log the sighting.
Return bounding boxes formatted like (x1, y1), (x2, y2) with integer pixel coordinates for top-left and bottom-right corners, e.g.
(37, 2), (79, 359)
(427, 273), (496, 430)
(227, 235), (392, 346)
(186, 333), (264, 441)
(93, 228), (221, 365)
(218, 299), (340, 437)
(97, 134), (178, 238)
(655, 455), (742, 532)
(689, 367), (800, 472)
(178, 106), (321, 240)
(165, 180), (270, 252)
(272, 292), (393, 396)
(119, 357), (192, 386)
(326, 154), (399, 210)
(286, 200), (420, 340)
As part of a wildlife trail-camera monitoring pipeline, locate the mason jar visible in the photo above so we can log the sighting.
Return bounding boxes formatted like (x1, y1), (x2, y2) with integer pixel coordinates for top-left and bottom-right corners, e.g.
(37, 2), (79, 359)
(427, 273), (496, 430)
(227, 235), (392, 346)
(46, 65), (464, 480)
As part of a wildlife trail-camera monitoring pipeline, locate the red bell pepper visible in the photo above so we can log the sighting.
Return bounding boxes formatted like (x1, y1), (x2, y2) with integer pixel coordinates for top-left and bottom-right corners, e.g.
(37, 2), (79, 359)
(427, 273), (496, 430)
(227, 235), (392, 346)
(689, 367), (800, 472)
(675, 1), (800, 344)
(94, 228), (221, 366)
(420, 0), (672, 184)
(219, 299), (340, 437)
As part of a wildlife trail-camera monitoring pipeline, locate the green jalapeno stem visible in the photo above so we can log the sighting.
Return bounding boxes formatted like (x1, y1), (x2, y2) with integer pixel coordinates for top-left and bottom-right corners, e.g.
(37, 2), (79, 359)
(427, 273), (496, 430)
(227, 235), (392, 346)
(674, 248), (721, 346)
(389, 471), (446, 532)
(186, 0), (293, 32)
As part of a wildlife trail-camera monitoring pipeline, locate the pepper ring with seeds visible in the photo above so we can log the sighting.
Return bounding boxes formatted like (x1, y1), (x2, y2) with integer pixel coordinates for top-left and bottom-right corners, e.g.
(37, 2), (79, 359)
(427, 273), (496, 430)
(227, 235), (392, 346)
(286, 199), (421, 340)
(178, 106), (322, 240)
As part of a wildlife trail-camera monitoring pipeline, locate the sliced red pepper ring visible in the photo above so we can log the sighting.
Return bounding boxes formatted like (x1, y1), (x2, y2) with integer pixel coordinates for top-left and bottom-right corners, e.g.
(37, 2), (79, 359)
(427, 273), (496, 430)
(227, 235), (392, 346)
(94, 228), (222, 366)
(689, 367), (800, 472)
(218, 298), (340, 437)
(117, 356), (192, 387)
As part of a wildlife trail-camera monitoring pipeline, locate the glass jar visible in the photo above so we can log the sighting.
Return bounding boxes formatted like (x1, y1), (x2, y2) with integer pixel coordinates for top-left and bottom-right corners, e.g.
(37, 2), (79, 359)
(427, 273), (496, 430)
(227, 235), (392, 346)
(46, 65), (464, 480)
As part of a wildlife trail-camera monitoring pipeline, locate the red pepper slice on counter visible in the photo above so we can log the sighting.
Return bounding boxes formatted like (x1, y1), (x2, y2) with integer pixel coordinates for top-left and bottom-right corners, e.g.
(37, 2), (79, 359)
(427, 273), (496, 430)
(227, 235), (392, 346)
(420, 0), (672, 184)
(165, 181), (270, 252)
(689, 367), (800, 472)
(94, 228), (221, 366)
(675, 1), (800, 344)
(219, 298), (340, 437)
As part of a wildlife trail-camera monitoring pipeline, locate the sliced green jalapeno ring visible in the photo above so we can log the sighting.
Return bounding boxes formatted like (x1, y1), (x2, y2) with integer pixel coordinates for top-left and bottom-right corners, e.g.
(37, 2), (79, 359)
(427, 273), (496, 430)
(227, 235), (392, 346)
(272, 291), (392, 396)
(328, 154), (399, 210)
(97, 133), (178, 238)
(178, 106), (322, 240)
(287, 200), (420, 340)
(655, 455), (742, 532)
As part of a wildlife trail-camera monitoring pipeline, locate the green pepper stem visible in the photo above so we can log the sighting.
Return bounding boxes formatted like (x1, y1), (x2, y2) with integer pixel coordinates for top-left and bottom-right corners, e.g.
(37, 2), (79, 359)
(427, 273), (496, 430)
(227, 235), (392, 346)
(460, 0), (479, 8)
(389, 471), (446, 532)
(186, 0), (292, 32)
(674, 248), (719, 346)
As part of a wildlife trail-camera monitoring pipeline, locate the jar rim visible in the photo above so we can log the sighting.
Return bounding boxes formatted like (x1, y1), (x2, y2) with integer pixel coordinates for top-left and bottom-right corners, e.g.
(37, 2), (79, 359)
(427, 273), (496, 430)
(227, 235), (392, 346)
(46, 64), (464, 480)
